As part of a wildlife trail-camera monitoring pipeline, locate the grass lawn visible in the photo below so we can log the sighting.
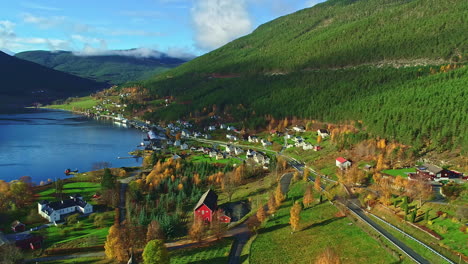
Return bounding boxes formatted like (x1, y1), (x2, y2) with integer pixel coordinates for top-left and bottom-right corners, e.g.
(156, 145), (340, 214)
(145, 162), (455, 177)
(39, 211), (114, 249)
(46, 96), (99, 111)
(170, 238), (233, 264)
(249, 182), (399, 264)
(36, 182), (101, 200)
(382, 168), (416, 177)
(41, 256), (113, 264)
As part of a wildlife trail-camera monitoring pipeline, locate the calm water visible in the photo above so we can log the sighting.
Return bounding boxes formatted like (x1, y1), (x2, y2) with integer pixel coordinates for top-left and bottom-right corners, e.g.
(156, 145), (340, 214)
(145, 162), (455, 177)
(0, 109), (145, 183)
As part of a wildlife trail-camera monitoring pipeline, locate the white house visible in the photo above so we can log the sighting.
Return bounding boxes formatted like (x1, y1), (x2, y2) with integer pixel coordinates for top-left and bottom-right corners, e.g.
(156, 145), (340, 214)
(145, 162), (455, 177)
(303, 143), (314, 150)
(181, 130), (191, 138)
(336, 157), (351, 169)
(226, 134), (238, 141)
(248, 135), (259, 143)
(261, 139), (272, 147)
(317, 129), (330, 138)
(180, 143), (189, 150)
(234, 147), (244, 155)
(227, 126), (236, 131)
(285, 134), (293, 139)
(38, 194), (93, 222)
(246, 149), (256, 158)
(220, 124), (227, 129)
(293, 126), (306, 132)
(174, 140), (181, 147)
(225, 145), (235, 153)
(208, 126), (216, 131)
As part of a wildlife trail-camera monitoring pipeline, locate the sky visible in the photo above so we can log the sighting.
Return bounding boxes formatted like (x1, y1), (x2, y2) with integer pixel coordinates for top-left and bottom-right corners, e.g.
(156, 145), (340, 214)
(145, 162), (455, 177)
(0, 0), (325, 58)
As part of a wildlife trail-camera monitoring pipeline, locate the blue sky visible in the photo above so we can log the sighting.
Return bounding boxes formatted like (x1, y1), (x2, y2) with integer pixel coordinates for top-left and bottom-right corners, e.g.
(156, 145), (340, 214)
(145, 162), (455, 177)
(0, 0), (325, 58)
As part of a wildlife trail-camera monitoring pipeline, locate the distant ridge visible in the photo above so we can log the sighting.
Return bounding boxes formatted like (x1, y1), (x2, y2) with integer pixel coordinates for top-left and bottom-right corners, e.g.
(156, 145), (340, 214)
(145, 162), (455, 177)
(0, 51), (105, 108)
(15, 50), (190, 85)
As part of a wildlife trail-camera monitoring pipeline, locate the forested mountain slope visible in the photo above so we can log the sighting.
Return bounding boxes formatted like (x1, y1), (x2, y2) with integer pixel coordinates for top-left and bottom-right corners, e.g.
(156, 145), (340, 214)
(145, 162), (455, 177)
(15, 50), (188, 85)
(0, 52), (105, 107)
(129, 0), (467, 152)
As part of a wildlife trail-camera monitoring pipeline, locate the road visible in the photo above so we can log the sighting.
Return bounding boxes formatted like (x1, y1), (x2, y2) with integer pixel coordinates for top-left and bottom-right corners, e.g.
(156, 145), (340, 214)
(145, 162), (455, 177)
(347, 200), (430, 264)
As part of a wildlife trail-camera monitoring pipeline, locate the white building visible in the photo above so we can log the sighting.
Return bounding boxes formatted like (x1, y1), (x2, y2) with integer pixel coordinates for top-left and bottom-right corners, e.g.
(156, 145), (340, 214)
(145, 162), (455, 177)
(293, 126), (305, 132)
(336, 157), (352, 170)
(38, 194), (93, 222)
(317, 129), (330, 138)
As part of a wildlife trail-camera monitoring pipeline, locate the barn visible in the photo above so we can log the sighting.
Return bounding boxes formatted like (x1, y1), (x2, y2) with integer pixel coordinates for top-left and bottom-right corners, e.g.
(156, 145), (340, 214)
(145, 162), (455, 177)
(194, 189), (218, 222)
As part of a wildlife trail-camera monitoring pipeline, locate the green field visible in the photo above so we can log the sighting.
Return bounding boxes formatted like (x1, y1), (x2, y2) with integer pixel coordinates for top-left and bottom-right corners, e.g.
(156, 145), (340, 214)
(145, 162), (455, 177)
(39, 211), (114, 248)
(37, 182), (101, 200)
(382, 168), (416, 177)
(46, 96), (99, 111)
(249, 182), (399, 264)
(41, 256), (111, 264)
(170, 238), (233, 264)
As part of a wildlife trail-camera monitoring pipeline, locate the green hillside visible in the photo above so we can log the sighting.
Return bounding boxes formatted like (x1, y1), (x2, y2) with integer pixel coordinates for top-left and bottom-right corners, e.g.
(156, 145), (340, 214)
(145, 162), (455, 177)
(0, 51), (105, 108)
(15, 50), (188, 85)
(129, 0), (467, 152)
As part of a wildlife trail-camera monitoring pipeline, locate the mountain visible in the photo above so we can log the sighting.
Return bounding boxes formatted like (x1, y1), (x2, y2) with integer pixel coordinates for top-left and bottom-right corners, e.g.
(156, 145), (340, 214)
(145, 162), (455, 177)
(135, 0), (467, 153)
(0, 51), (105, 108)
(15, 50), (189, 85)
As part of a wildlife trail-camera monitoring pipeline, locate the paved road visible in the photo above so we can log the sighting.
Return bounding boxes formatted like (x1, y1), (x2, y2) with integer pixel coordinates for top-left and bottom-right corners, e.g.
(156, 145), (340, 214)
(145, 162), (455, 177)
(347, 200), (430, 264)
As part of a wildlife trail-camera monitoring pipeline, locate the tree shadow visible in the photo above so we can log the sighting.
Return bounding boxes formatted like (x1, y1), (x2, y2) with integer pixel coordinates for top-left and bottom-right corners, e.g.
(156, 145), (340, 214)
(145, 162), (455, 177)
(302, 216), (341, 231)
(259, 223), (289, 234)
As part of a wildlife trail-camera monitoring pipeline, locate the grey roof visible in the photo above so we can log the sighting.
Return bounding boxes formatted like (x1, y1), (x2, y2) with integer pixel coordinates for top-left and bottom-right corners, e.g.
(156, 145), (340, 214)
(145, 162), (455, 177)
(421, 163), (443, 174)
(194, 189), (218, 211)
(39, 195), (89, 216)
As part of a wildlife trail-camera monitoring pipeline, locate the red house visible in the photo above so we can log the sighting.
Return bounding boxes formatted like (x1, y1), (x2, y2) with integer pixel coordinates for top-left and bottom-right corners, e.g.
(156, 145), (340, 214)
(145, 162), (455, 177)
(194, 189), (231, 223)
(194, 189), (219, 222)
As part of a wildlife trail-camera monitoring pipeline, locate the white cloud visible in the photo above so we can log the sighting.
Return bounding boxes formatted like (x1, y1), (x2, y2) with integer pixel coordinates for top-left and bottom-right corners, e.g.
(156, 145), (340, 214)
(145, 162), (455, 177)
(21, 13), (66, 29)
(191, 0), (253, 50)
(166, 46), (197, 60)
(21, 2), (62, 11)
(71, 34), (101, 44)
(73, 47), (163, 58)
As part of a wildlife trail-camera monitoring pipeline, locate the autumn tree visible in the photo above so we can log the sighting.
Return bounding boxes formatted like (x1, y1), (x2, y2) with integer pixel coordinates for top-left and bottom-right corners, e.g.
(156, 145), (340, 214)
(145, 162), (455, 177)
(315, 247), (341, 264)
(317, 135), (322, 144)
(303, 185), (314, 207)
(146, 220), (165, 243)
(221, 172), (236, 202)
(189, 216), (205, 242)
(211, 209), (227, 239)
(257, 205), (267, 222)
(268, 193), (277, 214)
(293, 171), (300, 182)
(142, 239), (170, 264)
(303, 169), (310, 182)
(290, 202), (302, 231)
(314, 175), (322, 192)
(105, 224), (129, 262)
(275, 184), (285, 207)
(409, 180), (433, 207)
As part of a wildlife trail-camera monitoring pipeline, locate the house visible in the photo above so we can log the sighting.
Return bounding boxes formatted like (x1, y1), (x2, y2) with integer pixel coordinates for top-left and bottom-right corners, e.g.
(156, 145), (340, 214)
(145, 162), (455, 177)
(166, 140), (173, 145)
(303, 143), (314, 150)
(248, 135), (259, 143)
(293, 126), (306, 132)
(208, 126), (216, 131)
(172, 154), (182, 160)
(14, 234), (43, 250)
(293, 136), (304, 142)
(227, 126), (236, 131)
(414, 163), (455, 180)
(226, 134), (238, 141)
(38, 194), (93, 222)
(220, 124), (227, 129)
(180, 143), (189, 150)
(313, 145), (322, 151)
(194, 190), (218, 222)
(225, 145), (234, 153)
(285, 134), (293, 139)
(194, 132), (203, 138)
(204, 134), (212, 139)
(181, 130), (191, 138)
(317, 129), (330, 138)
(234, 147), (244, 155)
(246, 149), (256, 158)
(261, 139), (272, 147)
(174, 140), (181, 147)
(254, 153), (265, 164)
(209, 150), (218, 158)
(219, 214), (231, 223)
(336, 157), (352, 170)
(11, 221), (25, 233)
(216, 152), (227, 160)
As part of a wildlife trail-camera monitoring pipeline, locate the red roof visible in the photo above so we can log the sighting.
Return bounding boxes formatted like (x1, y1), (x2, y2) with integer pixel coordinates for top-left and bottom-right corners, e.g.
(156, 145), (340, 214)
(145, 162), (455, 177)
(336, 157), (347, 163)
